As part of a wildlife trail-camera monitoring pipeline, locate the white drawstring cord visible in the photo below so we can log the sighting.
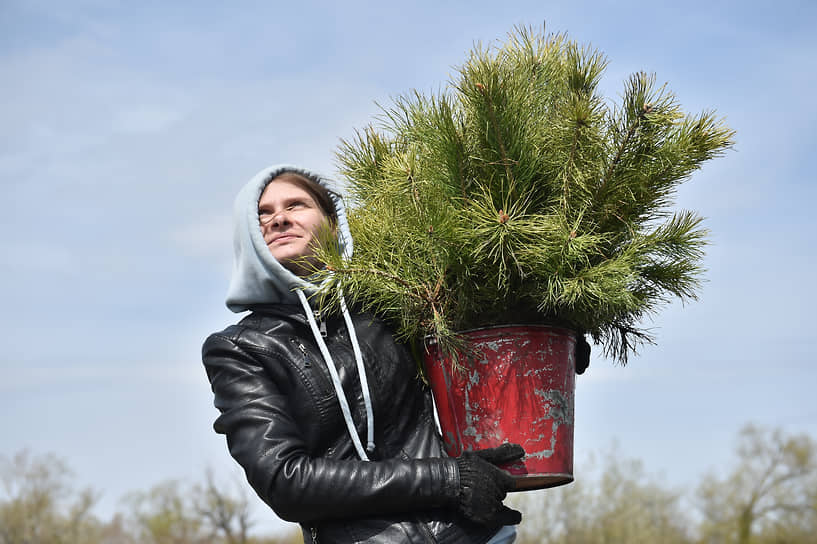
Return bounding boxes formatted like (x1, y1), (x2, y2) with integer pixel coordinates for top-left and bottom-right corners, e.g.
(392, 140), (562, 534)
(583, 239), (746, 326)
(339, 293), (375, 453)
(296, 289), (373, 460)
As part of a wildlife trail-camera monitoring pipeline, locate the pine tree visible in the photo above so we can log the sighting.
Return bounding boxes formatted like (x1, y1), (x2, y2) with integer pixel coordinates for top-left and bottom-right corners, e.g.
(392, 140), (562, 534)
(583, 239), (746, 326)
(315, 25), (735, 364)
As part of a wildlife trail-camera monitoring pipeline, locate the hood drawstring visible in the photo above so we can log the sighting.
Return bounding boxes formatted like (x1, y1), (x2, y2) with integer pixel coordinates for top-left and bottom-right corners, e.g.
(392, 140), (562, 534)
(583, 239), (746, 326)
(296, 289), (375, 461)
(339, 293), (376, 454)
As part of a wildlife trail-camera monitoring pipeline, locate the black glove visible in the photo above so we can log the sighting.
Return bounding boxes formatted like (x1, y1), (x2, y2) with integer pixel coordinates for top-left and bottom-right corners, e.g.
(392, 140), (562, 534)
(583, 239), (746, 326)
(454, 443), (525, 526)
(575, 333), (591, 375)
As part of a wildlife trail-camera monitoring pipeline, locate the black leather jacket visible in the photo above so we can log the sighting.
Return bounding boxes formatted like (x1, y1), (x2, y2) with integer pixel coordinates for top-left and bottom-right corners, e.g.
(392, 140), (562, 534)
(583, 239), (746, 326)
(202, 304), (500, 543)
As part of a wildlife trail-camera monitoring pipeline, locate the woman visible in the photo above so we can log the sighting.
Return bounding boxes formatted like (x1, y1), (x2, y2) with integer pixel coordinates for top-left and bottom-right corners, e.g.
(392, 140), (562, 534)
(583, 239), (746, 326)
(202, 165), (523, 543)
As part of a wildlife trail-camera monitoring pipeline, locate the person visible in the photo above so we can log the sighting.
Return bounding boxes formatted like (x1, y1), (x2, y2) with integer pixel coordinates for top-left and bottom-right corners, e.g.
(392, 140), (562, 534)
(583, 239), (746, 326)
(202, 165), (525, 544)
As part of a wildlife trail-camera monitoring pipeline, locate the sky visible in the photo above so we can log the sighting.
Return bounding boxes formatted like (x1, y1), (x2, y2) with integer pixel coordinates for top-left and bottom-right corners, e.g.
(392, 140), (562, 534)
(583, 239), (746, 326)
(2, 0), (816, 536)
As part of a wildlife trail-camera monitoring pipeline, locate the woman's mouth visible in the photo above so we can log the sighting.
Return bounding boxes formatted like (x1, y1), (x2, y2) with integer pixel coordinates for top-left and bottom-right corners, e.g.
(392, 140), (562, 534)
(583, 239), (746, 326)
(270, 233), (299, 244)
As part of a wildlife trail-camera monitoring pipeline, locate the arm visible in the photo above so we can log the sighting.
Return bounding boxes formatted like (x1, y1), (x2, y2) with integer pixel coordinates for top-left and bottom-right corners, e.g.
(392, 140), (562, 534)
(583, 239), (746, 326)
(202, 331), (461, 523)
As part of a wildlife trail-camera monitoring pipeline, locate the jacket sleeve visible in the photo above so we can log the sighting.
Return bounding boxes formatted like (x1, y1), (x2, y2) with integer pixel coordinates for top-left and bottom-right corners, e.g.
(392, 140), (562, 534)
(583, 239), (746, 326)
(202, 330), (461, 523)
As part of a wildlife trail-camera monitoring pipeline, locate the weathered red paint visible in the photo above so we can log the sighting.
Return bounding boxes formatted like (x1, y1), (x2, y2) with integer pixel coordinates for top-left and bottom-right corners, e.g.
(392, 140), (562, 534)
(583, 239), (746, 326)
(424, 325), (576, 490)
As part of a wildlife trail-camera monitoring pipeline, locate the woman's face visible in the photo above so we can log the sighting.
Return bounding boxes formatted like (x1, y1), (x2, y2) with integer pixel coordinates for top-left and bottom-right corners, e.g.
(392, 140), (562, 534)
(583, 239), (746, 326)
(258, 179), (331, 276)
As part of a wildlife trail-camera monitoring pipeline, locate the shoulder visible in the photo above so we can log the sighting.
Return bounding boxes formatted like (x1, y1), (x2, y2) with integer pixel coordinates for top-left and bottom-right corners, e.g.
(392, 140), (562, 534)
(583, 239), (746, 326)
(201, 309), (312, 391)
(202, 306), (304, 355)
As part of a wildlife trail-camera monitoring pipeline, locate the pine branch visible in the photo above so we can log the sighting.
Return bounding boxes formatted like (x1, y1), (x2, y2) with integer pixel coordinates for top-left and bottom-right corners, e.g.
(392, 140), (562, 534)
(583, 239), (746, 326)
(475, 82), (516, 196)
(326, 264), (433, 304)
(327, 26), (734, 365)
(598, 101), (652, 211)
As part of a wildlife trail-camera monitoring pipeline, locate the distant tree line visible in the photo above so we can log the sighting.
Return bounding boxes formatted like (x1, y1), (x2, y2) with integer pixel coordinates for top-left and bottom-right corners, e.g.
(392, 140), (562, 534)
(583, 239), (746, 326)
(2, 423), (816, 544)
(511, 424), (817, 544)
(0, 453), (299, 544)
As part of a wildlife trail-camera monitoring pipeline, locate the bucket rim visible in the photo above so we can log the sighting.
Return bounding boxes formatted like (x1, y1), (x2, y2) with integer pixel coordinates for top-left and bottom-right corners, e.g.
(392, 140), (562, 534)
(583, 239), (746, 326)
(424, 323), (577, 345)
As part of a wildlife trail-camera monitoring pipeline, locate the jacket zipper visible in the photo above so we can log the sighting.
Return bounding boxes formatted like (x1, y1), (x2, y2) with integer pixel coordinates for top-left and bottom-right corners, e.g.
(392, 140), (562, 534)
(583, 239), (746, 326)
(415, 517), (437, 543)
(314, 310), (327, 337)
(292, 339), (311, 367)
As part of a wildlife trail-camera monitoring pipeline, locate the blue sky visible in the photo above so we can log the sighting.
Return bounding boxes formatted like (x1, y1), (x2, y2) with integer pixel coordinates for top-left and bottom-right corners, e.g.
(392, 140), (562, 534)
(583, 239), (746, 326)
(2, 0), (816, 535)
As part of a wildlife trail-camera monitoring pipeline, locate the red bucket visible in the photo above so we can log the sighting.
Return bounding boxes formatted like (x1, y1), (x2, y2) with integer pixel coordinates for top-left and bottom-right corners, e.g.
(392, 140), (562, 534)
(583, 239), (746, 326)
(424, 325), (576, 490)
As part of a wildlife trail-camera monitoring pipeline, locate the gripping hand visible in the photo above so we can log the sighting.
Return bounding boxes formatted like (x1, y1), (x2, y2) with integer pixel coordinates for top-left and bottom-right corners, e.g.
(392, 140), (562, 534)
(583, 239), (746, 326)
(454, 443), (524, 526)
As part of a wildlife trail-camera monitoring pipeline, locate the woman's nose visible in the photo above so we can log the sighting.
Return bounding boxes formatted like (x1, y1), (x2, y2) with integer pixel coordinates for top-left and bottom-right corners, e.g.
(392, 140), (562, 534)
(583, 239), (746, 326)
(271, 211), (291, 226)
(261, 209), (291, 228)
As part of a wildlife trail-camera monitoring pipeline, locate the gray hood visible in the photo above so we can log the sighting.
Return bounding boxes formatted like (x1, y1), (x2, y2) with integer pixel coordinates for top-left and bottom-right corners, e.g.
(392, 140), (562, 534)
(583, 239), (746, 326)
(223, 164), (376, 461)
(225, 164), (353, 312)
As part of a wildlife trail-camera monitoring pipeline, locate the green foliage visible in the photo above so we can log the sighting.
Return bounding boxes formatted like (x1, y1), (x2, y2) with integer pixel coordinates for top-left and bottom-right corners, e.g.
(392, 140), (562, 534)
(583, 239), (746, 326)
(316, 25), (734, 363)
(3, 424), (816, 544)
(123, 480), (204, 544)
(0, 450), (103, 544)
(510, 446), (694, 544)
(697, 424), (817, 544)
(121, 473), (301, 544)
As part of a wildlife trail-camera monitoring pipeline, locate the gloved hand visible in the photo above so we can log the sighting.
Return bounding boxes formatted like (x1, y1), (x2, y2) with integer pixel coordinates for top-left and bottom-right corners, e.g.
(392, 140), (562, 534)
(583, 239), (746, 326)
(575, 333), (591, 375)
(454, 443), (525, 526)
